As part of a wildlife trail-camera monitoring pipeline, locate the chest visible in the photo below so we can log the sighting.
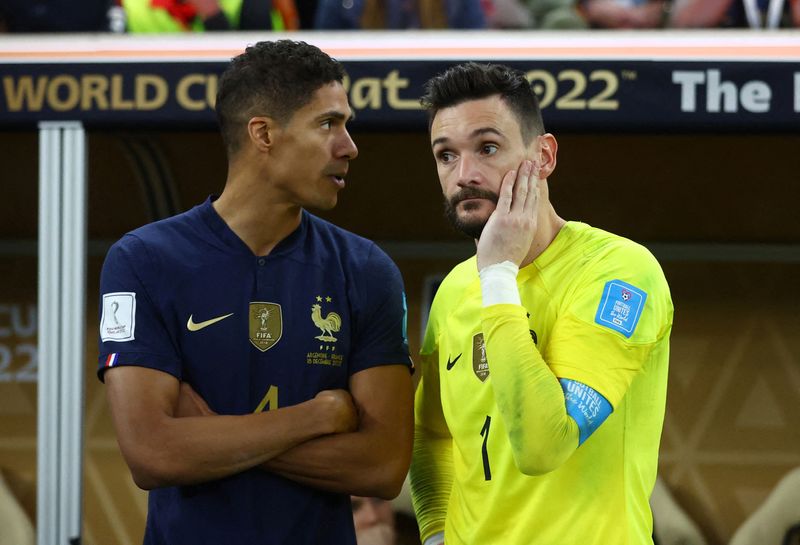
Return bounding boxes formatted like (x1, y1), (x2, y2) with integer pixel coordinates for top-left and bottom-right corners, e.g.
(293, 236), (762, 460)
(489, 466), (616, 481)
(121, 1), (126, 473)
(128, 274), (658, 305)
(168, 257), (356, 411)
(437, 281), (557, 425)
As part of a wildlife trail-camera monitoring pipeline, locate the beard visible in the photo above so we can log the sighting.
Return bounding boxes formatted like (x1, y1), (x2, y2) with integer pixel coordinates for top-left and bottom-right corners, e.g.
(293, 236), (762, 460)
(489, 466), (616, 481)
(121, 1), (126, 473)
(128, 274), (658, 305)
(443, 187), (499, 240)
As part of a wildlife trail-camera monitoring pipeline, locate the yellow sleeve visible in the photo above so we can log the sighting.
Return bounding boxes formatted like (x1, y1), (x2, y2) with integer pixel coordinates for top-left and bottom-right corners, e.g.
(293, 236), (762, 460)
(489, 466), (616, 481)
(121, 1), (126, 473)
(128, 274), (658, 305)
(409, 348), (452, 542)
(547, 243), (673, 407)
(481, 304), (579, 475)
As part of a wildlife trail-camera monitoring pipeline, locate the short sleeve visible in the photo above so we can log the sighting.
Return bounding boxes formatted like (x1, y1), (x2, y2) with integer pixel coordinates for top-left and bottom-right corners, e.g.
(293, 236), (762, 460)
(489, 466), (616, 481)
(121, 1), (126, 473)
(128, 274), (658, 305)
(347, 244), (412, 374)
(97, 235), (182, 382)
(547, 243), (673, 407)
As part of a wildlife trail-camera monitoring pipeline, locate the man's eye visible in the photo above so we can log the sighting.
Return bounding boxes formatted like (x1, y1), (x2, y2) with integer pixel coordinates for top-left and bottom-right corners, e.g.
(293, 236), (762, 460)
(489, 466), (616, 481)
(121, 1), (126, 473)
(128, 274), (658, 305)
(482, 144), (498, 155)
(321, 120), (332, 129)
(438, 151), (454, 163)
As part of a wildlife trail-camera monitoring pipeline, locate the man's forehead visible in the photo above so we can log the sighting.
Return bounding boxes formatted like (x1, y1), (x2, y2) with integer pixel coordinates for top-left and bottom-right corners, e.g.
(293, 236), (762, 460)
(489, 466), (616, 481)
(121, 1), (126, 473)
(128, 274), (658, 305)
(431, 96), (514, 139)
(305, 81), (353, 116)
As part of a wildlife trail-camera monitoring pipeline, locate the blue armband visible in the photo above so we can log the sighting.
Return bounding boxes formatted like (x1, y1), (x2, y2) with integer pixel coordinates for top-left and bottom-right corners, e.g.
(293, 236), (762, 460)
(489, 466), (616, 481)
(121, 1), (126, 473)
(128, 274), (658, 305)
(559, 378), (613, 446)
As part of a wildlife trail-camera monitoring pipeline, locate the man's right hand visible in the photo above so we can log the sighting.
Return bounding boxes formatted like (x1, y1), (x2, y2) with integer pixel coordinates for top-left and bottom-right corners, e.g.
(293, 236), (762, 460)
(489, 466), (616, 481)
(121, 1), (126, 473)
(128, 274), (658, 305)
(476, 159), (539, 270)
(314, 389), (359, 434)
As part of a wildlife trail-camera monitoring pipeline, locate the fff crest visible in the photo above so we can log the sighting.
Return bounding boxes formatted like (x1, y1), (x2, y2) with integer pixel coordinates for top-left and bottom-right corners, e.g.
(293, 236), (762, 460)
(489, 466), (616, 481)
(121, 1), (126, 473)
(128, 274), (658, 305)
(249, 302), (282, 352)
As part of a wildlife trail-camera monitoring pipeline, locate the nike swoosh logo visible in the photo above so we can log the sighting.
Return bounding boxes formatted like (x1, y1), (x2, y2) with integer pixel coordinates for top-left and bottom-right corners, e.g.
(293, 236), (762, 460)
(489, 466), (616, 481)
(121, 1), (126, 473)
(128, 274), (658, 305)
(446, 353), (462, 371)
(187, 313), (234, 332)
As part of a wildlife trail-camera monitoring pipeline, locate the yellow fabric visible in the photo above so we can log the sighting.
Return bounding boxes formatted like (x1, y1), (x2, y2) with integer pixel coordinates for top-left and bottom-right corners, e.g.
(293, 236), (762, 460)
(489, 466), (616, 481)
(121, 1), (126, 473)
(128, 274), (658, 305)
(410, 221), (673, 545)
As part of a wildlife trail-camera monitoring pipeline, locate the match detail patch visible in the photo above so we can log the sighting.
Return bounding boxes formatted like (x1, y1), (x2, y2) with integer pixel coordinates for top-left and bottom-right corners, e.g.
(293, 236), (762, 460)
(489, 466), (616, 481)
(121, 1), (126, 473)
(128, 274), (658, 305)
(100, 292), (136, 342)
(594, 279), (646, 338)
(559, 378), (613, 446)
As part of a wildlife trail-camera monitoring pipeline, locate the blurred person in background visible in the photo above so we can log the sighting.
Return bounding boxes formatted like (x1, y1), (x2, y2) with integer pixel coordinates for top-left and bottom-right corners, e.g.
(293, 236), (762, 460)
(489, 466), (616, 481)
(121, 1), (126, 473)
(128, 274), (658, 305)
(728, 467), (800, 545)
(486, 0), (587, 28)
(580, 0), (669, 28)
(0, 0), (112, 31)
(669, 0), (800, 28)
(353, 494), (422, 545)
(313, 0), (486, 29)
(121, 0), (300, 31)
(353, 496), (398, 545)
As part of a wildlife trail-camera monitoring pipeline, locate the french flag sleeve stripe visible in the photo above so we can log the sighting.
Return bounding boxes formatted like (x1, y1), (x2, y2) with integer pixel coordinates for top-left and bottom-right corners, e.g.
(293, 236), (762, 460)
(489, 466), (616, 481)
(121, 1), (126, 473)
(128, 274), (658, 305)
(105, 353), (118, 368)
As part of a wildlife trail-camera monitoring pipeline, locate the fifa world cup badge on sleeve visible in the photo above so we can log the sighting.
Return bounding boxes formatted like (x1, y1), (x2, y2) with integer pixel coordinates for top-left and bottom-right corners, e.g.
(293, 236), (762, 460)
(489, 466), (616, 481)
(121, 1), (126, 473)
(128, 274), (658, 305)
(101, 292), (136, 342)
(594, 280), (647, 338)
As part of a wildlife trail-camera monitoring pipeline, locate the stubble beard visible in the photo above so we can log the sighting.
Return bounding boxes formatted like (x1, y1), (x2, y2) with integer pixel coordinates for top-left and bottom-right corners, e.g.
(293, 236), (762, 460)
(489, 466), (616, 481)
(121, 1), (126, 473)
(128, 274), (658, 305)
(443, 187), (499, 240)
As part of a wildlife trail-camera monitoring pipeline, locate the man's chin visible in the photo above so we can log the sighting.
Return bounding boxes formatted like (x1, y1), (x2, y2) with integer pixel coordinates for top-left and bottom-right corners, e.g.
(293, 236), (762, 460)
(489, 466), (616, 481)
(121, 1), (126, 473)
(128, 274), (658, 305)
(453, 218), (487, 240)
(444, 201), (490, 239)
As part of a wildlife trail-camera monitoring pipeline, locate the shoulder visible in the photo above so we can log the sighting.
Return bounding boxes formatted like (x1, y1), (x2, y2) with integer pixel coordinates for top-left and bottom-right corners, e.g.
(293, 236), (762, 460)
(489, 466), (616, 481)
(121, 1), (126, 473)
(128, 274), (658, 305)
(102, 207), (207, 286)
(115, 207), (200, 252)
(567, 223), (666, 284)
(305, 212), (373, 250)
(560, 224), (673, 338)
(428, 257), (478, 318)
(305, 212), (398, 274)
(110, 205), (209, 261)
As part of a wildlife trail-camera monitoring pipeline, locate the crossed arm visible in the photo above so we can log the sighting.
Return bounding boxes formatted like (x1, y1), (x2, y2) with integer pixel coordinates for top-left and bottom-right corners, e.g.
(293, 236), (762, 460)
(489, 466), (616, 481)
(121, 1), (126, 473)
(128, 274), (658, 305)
(105, 363), (413, 496)
(264, 365), (414, 499)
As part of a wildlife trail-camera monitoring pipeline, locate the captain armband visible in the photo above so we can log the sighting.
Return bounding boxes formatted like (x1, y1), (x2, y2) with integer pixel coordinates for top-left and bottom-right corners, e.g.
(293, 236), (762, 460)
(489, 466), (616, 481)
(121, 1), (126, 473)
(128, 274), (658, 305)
(478, 261), (521, 307)
(558, 378), (613, 446)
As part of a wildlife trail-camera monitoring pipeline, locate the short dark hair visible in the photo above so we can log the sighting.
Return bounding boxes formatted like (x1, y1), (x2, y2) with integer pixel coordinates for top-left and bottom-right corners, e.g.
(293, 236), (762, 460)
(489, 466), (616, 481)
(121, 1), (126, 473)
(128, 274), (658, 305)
(216, 40), (346, 156)
(421, 62), (544, 144)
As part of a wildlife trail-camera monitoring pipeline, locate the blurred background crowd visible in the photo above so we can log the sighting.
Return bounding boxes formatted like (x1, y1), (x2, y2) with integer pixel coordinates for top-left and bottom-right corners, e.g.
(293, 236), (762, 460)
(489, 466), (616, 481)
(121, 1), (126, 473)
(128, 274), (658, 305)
(0, 0), (799, 33)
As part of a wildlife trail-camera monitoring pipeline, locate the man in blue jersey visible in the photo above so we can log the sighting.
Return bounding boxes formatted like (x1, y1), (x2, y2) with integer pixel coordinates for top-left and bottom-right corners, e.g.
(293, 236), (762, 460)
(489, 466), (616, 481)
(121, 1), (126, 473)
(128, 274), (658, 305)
(98, 40), (413, 545)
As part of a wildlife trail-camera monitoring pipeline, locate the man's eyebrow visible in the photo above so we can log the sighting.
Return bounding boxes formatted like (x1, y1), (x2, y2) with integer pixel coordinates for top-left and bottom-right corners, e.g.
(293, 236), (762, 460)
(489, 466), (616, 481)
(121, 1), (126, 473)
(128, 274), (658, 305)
(317, 110), (356, 122)
(431, 127), (504, 148)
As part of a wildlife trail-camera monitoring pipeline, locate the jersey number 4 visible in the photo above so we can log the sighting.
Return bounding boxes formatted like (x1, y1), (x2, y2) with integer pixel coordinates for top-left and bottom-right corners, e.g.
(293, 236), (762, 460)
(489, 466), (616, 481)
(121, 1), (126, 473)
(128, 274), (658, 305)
(480, 415), (492, 481)
(254, 385), (279, 412)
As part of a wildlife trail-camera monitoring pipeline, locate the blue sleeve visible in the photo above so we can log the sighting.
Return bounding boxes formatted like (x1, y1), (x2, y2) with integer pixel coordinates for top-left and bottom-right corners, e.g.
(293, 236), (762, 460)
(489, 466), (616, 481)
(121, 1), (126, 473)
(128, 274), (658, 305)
(97, 235), (182, 382)
(347, 243), (411, 374)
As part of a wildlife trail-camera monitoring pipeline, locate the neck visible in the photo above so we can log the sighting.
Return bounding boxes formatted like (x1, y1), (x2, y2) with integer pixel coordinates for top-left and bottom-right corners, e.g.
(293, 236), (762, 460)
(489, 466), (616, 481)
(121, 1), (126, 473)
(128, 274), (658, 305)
(213, 169), (302, 256)
(520, 203), (566, 268)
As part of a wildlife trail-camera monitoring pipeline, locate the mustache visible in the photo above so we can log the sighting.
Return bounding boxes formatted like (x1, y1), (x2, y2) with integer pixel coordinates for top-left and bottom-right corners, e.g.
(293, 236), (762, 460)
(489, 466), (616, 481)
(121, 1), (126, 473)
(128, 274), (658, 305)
(448, 187), (499, 208)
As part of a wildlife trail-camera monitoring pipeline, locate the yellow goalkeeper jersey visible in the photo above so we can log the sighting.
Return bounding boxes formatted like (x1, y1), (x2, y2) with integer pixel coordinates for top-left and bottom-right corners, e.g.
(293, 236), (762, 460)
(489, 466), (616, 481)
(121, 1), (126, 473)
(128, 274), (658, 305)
(411, 221), (673, 545)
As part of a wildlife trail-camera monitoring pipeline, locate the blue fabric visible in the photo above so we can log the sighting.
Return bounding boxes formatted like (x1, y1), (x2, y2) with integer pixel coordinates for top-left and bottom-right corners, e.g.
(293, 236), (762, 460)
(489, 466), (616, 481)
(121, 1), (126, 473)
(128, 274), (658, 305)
(594, 279), (647, 338)
(314, 0), (485, 29)
(98, 196), (410, 545)
(559, 378), (613, 446)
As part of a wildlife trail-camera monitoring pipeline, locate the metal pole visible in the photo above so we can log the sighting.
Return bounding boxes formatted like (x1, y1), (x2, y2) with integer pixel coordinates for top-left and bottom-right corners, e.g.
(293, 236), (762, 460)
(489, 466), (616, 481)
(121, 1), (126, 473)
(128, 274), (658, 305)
(37, 121), (87, 545)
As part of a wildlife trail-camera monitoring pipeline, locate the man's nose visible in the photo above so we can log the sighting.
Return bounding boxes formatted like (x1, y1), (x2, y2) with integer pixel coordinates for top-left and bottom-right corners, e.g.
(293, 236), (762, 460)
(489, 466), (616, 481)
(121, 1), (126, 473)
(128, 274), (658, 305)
(457, 154), (480, 186)
(337, 129), (358, 160)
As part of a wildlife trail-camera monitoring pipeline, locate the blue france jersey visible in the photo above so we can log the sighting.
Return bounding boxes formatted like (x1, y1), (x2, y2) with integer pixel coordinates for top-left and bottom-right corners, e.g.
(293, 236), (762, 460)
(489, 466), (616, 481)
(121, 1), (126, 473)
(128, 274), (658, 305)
(97, 197), (411, 545)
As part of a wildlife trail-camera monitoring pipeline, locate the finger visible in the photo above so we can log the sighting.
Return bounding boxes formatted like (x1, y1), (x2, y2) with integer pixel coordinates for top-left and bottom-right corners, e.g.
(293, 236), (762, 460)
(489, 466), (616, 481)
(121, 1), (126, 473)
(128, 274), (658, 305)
(495, 168), (516, 214)
(523, 160), (540, 216)
(511, 160), (531, 213)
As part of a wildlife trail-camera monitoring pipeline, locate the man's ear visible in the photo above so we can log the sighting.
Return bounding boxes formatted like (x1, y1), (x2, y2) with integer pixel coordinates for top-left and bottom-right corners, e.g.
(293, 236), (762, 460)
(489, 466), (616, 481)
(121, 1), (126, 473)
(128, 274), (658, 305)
(535, 133), (558, 179)
(247, 116), (278, 152)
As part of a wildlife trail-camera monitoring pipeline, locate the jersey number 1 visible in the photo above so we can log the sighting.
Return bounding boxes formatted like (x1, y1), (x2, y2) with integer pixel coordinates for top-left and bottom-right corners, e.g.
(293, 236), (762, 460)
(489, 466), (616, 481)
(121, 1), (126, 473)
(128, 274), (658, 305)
(480, 415), (492, 481)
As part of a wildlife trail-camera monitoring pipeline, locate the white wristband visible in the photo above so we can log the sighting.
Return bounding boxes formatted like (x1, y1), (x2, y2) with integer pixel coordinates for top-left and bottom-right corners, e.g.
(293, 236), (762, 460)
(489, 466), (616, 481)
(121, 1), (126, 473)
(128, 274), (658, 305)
(423, 531), (445, 545)
(479, 260), (521, 307)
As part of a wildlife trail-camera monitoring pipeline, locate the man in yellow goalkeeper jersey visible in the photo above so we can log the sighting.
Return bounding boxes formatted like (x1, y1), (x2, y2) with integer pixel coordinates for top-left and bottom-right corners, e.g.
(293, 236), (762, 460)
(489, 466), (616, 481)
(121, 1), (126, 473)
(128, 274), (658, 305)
(409, 62), (674, 545)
